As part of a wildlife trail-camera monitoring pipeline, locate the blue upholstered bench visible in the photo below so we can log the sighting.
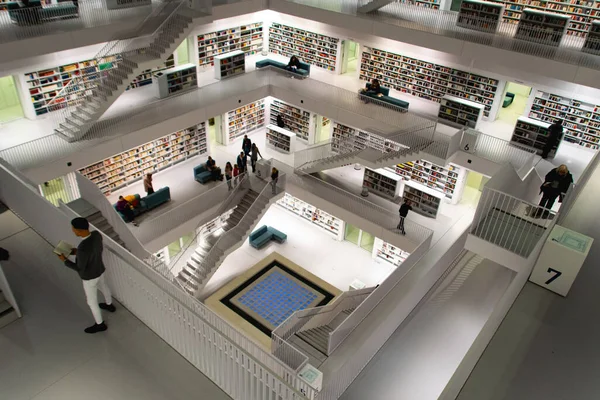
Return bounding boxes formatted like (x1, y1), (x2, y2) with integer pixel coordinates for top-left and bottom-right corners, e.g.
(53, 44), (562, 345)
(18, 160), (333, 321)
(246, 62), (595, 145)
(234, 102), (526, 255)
(361, 83), (409, 111)
(256, 59), (311, 78)
(194, 164), (212, 184)
(249, 225), (287, 249)
(503, 92), (515, 108)
(113, 187), (171, 221)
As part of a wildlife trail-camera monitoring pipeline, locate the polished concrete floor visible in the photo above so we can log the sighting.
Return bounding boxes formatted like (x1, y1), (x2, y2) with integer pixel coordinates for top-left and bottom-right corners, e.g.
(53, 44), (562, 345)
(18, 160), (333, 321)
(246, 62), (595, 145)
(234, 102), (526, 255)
(0, 210), (231, 400)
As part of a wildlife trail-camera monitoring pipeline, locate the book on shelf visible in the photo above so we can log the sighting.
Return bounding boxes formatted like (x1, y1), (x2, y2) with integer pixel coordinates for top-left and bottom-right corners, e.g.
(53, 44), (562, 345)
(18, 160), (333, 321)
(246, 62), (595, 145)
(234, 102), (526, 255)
(265, 124), (296, 154)
(360, 46), (499, 118)
(277, 193), (342, 237)
(197, 22), (264, 67)
(227, 100), (266, 143)
(392, 159), (460, 199)
(215, 50), (246, 80)
(268, 23), (339, 72)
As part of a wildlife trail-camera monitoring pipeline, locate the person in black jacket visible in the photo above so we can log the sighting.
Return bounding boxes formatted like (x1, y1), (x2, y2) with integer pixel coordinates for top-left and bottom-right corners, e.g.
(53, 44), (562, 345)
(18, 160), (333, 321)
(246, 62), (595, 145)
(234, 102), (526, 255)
(286, 56), (301, 72)
(541, 119), (563, 159)
(58, 218), (116, 334)
(535, 164), (573, 218)
(276, 114), (285, 128)
(397, 199), (413, 235)
(271, 167), (279, 194)
(237, 152), (247, 174)
(242, 135), (252, 157)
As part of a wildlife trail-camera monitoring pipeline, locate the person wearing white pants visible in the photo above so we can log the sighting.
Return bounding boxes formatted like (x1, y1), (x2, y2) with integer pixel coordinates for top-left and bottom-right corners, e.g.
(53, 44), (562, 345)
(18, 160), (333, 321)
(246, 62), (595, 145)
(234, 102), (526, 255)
(58, 217), (116, 334)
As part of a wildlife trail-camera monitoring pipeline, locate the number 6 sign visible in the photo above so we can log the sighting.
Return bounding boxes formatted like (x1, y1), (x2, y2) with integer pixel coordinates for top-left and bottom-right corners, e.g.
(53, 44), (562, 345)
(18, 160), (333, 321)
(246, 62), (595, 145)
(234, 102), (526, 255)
(529, 226), (593, 297)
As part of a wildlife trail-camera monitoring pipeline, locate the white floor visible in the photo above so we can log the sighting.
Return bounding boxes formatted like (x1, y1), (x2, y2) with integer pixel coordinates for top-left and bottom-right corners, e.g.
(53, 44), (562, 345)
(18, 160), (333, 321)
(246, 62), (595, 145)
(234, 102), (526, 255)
(197, 205), (396, 300)
(0, 210), (230, 400)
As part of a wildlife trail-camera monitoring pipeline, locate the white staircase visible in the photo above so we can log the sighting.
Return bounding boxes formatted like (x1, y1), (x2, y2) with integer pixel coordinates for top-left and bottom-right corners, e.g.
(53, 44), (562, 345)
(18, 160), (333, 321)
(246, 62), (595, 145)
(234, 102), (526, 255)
(177, 188), (283, 297)
(53, 4), (206, 142)
(0, 290), (19, 329)
(296, 140), (437, 174)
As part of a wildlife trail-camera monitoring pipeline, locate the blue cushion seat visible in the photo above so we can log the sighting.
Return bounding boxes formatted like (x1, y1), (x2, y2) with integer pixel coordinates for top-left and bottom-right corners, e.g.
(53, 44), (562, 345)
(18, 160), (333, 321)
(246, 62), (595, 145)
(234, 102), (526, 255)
(255, 58), (311, 77)
(363, 82), (409, 110)
(503, 92), (515, 108)
(194, 164), (212, 184)
(249, 225), (287, 249)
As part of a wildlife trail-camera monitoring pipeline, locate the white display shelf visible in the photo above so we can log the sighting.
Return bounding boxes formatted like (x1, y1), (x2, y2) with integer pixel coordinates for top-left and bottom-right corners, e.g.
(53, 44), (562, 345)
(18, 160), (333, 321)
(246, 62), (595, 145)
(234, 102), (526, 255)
(489, 0), (593, 37)
(363, 168), (402, 200)
(457, 0), (504, 32)
(226, 99), (266, 143)
(392, 159), (460, 200)
(333, 123), (404, 154)
(214, 50), (245, 80)
(402, 180), (443, 219)
(268, 23), (339, 72)
(515, 8), (570, 46)
(373, 237), (411, 268)
(529, 90), (600, 150)
(360, 46), (499, 118)
(127, 54), (174, 91)
(277, 193), (344, 240)
(438, 95), (484, 128)
(266, 124), (296, 153)
(25, 55), (121, 116)
(79, 123), (207, 196)
(197, 22), (263, 67)
(511, 116), (554, 155)
(269, 100), (311, 142)
(153, 63), (197, 99)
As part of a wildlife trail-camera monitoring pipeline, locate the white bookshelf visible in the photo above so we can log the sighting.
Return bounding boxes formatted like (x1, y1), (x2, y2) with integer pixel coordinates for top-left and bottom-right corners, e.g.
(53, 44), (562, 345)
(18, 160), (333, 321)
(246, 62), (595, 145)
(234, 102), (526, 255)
(79, 123), (207, 196)
(332, 123), (405, 154)
(511, 116), (554, 155)
(277, 193), (344, 240)
(24, 55), (121, 116)
(266, 124), (296, 154)
(402, 180), (443, 219)
(269, 99), (311, 142)
(363, 168), (402, 200)
(226, 100), (266, 144)
(529, 90), (600, 150)
(583, 21), (600, 54)
(397, 0), (440, 9)
(127, 54), (174, 91)
(373, 237), (411, 268)
(438, 95), (485, 128)
(457, 0), (504, 33)
(268, 23), (340, 72)
(360, 46), (499, 118)
(197, 22), (263, 67)
(515, 8), (570, 46)
(153, 63), (197, 99)
(488, 0), (592, 37)
(392, 159), (461, 200)
(214, 50), (246, 80)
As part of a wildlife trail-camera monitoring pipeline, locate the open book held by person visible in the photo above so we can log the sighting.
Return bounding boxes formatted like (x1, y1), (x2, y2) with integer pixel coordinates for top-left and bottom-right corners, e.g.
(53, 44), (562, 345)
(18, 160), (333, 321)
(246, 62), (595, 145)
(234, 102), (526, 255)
(53, 240), (74, 257)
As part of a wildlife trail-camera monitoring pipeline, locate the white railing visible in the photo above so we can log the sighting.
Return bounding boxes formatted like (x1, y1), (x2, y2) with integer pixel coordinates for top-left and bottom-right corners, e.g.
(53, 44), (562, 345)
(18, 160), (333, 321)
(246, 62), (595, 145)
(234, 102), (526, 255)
(286, 0), (600, 70)
(0, 158), (315, 400)
(75, 172), (151, 261)
(470, 187), (555, 257)
(461, 128), (537, 170)
(0, 0), (175, 44)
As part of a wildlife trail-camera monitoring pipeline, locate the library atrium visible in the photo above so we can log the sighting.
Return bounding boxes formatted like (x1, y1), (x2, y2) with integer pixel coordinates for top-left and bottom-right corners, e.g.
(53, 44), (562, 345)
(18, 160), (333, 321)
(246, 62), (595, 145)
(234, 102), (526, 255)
(1, 0), (600, 399)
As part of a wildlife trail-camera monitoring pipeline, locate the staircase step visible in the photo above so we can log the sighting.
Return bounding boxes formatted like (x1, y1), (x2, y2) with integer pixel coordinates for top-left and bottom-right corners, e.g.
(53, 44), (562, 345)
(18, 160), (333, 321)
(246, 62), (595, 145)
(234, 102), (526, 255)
(0, 291), (4, 304)
(0, 300), (11, 314)
(0, 305), (18, 329)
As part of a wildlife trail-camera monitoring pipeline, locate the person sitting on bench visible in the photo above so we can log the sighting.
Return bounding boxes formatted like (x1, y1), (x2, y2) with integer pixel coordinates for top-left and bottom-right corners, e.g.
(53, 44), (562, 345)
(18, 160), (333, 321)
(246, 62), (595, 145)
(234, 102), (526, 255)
(360, 79), (383, 97)
(205, 156), (222, 181)
(286, 55), (301, 72)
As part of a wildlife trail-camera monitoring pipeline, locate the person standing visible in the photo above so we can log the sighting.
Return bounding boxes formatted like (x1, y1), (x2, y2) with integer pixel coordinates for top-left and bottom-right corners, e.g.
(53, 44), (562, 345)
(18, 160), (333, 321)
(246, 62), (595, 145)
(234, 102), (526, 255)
(57, 218), (116, 334)
(397, 199), (412, 235)
(250, 143), (263, 173)
(116, 196), (138, 226)
(233, 163), (240, 185)
(143, 173), (154, 195)
(276, 114), (285, 128)
(541, 119), (563, 159)
(242, 135), (252, 158)
(237, 152), (247, 174)
(535, 164), (573, 218)
(271, 167), (279, 195)
(225, 162), (233, 190)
